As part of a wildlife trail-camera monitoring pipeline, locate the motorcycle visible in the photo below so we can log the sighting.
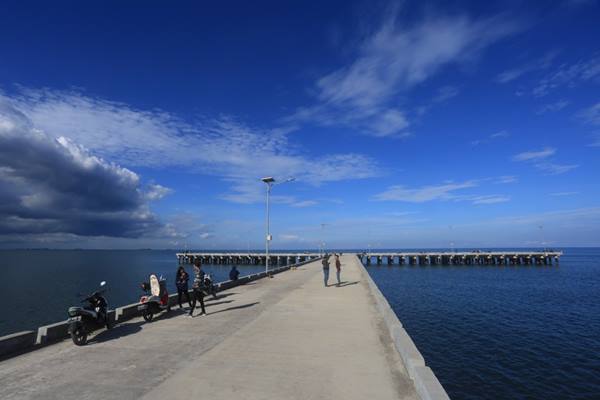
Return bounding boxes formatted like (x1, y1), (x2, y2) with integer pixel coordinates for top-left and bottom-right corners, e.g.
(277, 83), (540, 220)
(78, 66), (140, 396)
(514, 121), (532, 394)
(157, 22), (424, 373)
(67, 281), (110, 346)
(138, 274), (170, 322)
(203, 273), (218, 300)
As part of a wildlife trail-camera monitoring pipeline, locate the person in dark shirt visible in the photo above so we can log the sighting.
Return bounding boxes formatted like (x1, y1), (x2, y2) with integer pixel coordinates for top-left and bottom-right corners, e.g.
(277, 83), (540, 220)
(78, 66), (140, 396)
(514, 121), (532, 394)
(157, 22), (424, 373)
(322, 254), (330, 287)
(175, 266), (192, 309)
(229, 266), (240, 281)
(335, 254), (342, 286)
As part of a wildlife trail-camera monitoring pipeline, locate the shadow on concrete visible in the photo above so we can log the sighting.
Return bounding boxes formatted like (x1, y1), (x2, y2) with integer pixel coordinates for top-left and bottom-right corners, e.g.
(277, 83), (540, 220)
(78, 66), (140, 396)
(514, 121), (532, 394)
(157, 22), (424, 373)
(208, 302), (260, 315)
(210, 292), (237, 300)
(335, 281), (360, 287)
(90, 321), (143, 344)
(205, 299), (234, 308)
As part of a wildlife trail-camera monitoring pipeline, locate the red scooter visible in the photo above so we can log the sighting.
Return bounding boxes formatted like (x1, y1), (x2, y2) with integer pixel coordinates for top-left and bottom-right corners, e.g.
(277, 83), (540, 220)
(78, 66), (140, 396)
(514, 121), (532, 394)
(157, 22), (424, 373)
(138, 274), (170, 322)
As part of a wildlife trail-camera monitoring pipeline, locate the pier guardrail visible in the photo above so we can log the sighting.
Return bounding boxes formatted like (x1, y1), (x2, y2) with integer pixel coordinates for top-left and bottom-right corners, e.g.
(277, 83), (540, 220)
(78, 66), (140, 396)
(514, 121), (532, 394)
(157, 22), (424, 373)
(360, 251), (562, 266)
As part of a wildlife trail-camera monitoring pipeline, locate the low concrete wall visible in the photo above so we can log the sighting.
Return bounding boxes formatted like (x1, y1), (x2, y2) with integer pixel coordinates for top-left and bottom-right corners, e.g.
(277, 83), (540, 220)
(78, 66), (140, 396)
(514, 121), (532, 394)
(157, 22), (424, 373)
(0, 331), (36, 360)
(0, 257), (319, 360)
(355, 256), (450, 400)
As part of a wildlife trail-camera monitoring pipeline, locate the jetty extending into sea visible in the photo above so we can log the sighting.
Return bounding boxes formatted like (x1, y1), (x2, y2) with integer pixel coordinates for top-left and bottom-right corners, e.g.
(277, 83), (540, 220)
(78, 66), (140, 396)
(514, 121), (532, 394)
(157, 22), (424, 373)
(0, 254), (447, 399)
(3, 250), (561, 399)
(177, 250), (562, 266)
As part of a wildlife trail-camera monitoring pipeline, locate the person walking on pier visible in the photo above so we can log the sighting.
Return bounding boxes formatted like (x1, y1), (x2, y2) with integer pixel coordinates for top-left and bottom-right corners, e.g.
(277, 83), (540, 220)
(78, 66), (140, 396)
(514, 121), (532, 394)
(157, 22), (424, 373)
(322, 254), (330, 287)
(189, 261), (206, 317)
(176, 266), (192, 309)
(335, 254), (342, 286)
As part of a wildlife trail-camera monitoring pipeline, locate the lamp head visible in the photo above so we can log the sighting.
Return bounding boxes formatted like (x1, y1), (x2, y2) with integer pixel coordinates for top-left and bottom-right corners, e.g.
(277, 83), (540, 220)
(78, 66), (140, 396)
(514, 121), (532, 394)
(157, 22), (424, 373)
(261, 176), (275, 184)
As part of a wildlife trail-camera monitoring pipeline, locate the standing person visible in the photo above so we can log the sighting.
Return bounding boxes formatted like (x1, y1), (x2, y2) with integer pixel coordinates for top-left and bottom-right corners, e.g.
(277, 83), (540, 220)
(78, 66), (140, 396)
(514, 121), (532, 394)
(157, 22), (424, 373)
(175, 266), (192, 309)
(229, 266), (240, 281)
(322, 254), (330, 287)
(189, 260), (206, 317)
(335, 254), (342, 286)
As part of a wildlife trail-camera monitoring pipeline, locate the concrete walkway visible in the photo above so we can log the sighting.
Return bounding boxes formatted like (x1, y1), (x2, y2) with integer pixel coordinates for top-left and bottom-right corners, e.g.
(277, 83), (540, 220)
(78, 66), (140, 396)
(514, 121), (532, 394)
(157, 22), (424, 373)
(0, 255), (418, 400)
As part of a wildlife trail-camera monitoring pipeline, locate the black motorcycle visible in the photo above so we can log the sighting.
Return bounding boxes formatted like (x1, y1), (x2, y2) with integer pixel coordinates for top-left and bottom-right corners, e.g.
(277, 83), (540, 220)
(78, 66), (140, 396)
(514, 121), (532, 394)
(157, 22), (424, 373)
(67, 281), (110, 345)
(203, 273), (218, 300)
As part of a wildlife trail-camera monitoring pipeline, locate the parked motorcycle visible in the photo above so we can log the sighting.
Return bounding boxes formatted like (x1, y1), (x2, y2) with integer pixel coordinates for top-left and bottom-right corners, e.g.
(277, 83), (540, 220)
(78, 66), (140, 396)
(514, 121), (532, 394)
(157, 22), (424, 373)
(138, 274), (170, 322)
(67, 281), (110, 346)
(203, 273), (218, 299)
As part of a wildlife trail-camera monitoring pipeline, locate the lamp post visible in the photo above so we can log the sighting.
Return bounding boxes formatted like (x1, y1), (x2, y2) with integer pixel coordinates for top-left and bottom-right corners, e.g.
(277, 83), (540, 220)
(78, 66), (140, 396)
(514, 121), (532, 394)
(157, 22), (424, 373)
(261, 176), (295, 274)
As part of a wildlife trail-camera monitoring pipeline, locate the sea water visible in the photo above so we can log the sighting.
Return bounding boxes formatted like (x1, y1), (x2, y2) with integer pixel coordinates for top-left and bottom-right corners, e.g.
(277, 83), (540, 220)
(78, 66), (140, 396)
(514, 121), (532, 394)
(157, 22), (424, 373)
(366, 248), (600, 400)
(0, 249), (266, 336)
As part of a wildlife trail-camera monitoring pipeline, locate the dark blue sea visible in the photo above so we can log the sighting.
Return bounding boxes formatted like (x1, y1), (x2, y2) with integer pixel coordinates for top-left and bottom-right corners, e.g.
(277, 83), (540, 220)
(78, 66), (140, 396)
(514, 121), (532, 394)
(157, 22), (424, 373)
(0, 250), (268, 337)
(366, 248), (600, 400)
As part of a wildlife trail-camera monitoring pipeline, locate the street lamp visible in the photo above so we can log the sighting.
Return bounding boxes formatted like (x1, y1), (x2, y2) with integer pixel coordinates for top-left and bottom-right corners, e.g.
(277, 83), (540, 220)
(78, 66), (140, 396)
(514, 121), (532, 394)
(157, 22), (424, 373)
(261, 176), (295, 274)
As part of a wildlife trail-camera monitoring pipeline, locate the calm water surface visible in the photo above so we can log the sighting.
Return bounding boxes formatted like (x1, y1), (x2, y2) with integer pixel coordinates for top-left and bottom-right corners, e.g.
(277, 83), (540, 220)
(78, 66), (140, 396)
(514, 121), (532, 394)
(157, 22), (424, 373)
(0, 250), (267, 336)
(366, 248), (600, 400)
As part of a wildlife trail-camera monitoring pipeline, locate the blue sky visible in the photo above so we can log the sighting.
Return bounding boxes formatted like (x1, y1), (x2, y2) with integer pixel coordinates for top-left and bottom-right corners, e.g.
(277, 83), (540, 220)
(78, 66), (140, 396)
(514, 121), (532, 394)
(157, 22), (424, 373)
(0, 0), (599, 249)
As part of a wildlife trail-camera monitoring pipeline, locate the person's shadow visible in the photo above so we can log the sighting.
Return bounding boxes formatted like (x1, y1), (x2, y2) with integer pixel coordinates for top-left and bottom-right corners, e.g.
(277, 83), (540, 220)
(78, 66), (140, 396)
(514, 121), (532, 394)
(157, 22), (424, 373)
(208, 302), (260, 315)
(335, 281), (360, 287)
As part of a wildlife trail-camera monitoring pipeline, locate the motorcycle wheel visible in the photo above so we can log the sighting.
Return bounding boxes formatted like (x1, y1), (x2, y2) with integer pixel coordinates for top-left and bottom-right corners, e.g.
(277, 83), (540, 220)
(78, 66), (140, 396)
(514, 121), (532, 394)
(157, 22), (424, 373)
(142, 310), (153, 322)
(71, 328), (87, 346)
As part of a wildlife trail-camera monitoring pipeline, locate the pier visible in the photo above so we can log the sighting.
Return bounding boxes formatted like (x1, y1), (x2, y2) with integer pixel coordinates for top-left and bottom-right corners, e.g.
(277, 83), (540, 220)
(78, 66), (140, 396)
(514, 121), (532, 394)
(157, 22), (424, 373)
(360, 251), (562, 266)
(0, 255), (447, 400)
(176, 252), (321, 265)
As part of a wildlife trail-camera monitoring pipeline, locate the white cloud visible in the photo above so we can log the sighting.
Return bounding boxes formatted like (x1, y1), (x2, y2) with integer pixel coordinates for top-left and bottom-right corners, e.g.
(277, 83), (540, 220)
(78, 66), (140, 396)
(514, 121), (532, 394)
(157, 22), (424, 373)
(146, 184), (173, 201)
(280, 234), (300, 241)
(1, 88), (381, 204)
(536, 99), (570, 114)
(291, 12), (521, 137)
(588, 133), (600, 147)
(373, 180), (477, 202)
(496, 175), (518, 184)
(470, 195), (510, 204)
(495, 51), (559, 83)
(550, 191), (579, 196)
(471, 130), (509, 146)
(578, 102), (600, 125)
(534, 162), (579, 175)
(513, 147), (578, 175)
(433, 86), (460, 103)
(533, 55), (600, 97)
(291, 200), (318, 208)
(512, 147), (556, 161)
(490, 130), (509, 139)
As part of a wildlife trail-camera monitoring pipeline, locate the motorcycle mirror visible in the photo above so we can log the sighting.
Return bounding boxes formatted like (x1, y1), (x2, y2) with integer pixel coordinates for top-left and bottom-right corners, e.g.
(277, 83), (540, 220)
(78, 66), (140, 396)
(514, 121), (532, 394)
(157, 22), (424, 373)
(100, 281), (106, 287)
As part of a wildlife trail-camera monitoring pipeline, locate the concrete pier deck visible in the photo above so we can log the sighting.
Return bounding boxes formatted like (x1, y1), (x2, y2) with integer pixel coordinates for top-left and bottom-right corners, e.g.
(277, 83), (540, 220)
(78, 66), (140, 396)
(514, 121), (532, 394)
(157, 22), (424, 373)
(0, 255), (420, 400)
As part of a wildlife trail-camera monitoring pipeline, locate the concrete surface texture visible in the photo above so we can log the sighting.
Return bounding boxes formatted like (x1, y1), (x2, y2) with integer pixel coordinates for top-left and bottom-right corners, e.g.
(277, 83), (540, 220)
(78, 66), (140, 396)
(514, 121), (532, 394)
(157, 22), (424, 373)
(0, 255), (418, 400)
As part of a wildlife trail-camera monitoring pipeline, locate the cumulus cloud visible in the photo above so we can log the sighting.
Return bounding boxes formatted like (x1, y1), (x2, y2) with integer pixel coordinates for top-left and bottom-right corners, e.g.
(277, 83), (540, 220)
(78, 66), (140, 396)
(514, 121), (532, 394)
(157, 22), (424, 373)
(146, 184), (173, 200)
(1, 88), (380, 204)
(290, 11), (521, 137)
(0, 102), (167, 239)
